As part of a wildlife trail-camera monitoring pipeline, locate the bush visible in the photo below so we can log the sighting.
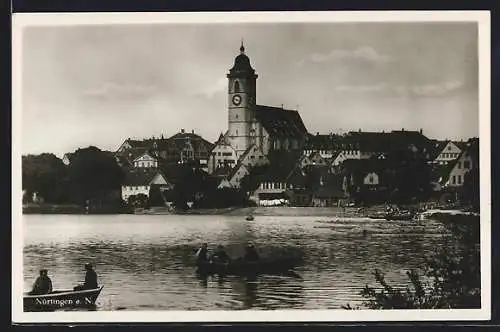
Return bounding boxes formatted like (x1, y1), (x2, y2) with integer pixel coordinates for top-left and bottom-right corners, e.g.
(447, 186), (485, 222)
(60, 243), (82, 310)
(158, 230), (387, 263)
(343, 216), (480, 309)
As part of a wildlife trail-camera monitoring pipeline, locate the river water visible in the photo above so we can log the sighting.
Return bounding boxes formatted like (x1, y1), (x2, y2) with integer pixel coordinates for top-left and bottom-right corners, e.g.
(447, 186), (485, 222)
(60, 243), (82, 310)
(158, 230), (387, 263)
(23, 214), (451, 310)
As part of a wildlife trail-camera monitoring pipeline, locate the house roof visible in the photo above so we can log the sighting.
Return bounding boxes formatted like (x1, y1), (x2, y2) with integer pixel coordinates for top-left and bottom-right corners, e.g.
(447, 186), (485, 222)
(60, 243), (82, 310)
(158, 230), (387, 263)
(342, 130), (431, 154)
(125, 139), (151, 149)
(341, 158), (393, 175)
(116, 131), (215, 162)
(123, 169), (167, 186)
(132, 152), (157, 162)
(243, 151), (303, 188)
(429, 140), (449, 160)
(431, 163), (456, 184)
(167, 131), (215, 153)
(254, 105), (308, 138)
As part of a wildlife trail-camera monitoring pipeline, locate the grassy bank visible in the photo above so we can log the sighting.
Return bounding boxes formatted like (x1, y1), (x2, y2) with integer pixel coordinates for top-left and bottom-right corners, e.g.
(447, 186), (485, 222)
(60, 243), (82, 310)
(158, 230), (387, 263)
(23, 203), (84, 214)
(23, 203), (126, 214)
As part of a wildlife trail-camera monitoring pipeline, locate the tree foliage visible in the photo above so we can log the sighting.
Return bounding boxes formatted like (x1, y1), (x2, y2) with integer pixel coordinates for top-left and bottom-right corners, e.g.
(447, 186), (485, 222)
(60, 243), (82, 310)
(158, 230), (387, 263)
(67, 146), (124, 204)
(22, 153), (68, 203)
(462, 167), (480, 211)
(128, 193), (149, 209)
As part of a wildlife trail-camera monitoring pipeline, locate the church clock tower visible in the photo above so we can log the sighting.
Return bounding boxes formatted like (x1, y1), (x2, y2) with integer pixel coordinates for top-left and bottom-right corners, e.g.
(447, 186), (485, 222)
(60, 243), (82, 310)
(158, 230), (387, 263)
(227, 42), (258, 156)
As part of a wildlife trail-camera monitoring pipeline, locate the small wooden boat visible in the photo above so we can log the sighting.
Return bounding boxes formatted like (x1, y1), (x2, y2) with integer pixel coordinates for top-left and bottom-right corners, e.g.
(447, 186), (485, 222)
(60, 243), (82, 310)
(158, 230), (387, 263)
(196, 258), (299, 276)
(245, 215), (254, 221)
(24, 286), (103, 311)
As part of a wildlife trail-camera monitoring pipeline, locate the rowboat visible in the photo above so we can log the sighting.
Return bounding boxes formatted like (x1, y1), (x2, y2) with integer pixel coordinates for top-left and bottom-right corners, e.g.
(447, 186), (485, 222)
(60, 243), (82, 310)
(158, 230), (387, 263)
(385, 212), (415, 221)
(196, 258), (299, 276)
(245, 215), (254, 221)
(24, 286), (103, 311)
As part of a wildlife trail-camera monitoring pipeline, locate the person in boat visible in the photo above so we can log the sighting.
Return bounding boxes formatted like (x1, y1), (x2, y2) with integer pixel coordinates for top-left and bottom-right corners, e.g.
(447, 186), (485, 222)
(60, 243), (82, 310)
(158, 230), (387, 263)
(211, 245), (231, 264)
(74, 263), (98, 291)
(29, 269), (53, 295)
(195, 243), (209, 265)
(243, 244), (260, 262)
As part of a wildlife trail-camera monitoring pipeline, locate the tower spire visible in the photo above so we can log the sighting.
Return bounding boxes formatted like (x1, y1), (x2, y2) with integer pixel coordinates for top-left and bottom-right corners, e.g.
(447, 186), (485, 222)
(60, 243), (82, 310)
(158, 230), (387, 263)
(240, 39), (245, 54)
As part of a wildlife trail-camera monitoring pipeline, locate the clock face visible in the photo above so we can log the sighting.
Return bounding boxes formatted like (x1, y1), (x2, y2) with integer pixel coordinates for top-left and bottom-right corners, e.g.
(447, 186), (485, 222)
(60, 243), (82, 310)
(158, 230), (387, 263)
(232, 94), (242, 106)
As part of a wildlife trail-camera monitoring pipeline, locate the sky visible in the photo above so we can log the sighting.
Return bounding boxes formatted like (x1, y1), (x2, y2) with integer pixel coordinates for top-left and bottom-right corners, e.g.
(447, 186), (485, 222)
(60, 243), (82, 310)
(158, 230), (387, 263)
(21, 22), (479, 157)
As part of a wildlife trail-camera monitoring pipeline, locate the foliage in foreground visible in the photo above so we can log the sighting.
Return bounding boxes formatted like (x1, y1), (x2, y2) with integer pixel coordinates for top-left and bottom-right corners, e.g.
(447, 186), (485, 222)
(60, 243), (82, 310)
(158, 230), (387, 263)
(343, 216), (480, 309)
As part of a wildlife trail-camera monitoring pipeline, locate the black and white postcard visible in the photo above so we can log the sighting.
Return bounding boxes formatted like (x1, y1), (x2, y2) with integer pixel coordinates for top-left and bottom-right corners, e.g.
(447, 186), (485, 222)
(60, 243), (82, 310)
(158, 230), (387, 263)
(12, 11), (491, 323)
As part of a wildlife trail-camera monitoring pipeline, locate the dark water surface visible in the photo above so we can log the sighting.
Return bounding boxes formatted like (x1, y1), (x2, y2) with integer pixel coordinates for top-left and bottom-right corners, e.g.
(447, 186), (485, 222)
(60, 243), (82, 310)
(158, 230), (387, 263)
(23, 214), (450, 310)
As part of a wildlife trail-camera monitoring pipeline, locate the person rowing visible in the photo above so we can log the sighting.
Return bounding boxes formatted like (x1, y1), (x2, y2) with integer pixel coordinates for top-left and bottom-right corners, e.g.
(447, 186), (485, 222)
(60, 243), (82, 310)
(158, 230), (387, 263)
(74, 263), (99, 291)
(244, 244), (260, 262)
(29, 269), (53, 295)
(195, 243), (210, 265)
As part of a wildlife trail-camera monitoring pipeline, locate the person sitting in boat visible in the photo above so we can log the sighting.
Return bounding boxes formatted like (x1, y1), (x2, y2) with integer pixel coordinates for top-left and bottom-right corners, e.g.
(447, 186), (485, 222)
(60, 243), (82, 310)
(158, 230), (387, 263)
(29, 269), (52, 295)
(211, 245), (231, 264)
(243, 244), (259, 262)
(195, 243), (209, 264)
(74, 263), (98, 291)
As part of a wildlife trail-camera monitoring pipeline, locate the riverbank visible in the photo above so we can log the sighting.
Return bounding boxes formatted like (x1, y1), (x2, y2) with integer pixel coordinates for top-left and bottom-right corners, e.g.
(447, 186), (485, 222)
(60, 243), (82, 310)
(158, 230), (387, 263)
(23, 203), (478, 219)
(22, 204), (127, 215)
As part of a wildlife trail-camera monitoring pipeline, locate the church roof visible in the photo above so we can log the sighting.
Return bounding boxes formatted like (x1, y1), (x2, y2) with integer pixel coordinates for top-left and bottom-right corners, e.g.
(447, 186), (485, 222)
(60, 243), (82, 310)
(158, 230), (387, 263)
(228, 43), (256, 77)
(254, 105), (308, 138)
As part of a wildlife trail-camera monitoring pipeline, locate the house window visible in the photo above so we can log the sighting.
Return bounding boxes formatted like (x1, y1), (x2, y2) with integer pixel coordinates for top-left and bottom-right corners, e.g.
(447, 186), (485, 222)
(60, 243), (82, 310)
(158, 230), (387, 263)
(369, 176), (374, 184)
(452, 175), (456, 184)
(234, 81), (240, 92)
(448, 145), (452, 150)
(236, 130), (238, 135)
(457, 162), (461, 169)
(457, 175), (462, 184)
(464, 161), (470, 169)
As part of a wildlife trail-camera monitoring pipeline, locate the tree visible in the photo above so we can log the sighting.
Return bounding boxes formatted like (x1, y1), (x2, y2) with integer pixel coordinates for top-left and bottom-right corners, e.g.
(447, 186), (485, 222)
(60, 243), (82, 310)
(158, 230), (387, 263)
(22, 153), (68, 203)
(148, 185), (165, 207)
(128, 194), (149, 209)
(67, 146), (124, 205)
(462, 168), (479, 211)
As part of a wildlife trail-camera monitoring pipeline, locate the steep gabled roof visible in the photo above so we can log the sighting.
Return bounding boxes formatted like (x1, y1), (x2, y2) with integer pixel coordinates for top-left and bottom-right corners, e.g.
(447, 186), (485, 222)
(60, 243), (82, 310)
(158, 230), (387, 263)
(126, 139), (151, 149)
(431, 163), (456, 184)
(429, 140), (449, 160)
(254, 105), (308, 138)
(132, 152), (157, 163)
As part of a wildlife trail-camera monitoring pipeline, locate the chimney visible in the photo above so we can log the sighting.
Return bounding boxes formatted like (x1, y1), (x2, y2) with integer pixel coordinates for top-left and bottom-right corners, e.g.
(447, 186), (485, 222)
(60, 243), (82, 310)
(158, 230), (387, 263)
(181, 129), (185, 134)
(316, 132), (319, 136)
(419, 128), (423, 134)
(402, 128), (405, 131)
(192, 129), (195, 134)
(359, 128), (361, 133)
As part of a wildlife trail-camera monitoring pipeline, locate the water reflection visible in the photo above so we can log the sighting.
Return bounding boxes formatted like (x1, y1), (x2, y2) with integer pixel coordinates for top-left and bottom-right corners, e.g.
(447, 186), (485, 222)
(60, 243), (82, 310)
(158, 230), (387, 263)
(23, 214), (452, 310)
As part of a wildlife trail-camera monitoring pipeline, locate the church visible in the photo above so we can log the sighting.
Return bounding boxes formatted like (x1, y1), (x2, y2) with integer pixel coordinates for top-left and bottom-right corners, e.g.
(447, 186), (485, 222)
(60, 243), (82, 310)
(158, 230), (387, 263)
(208, 43), (308, 186)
